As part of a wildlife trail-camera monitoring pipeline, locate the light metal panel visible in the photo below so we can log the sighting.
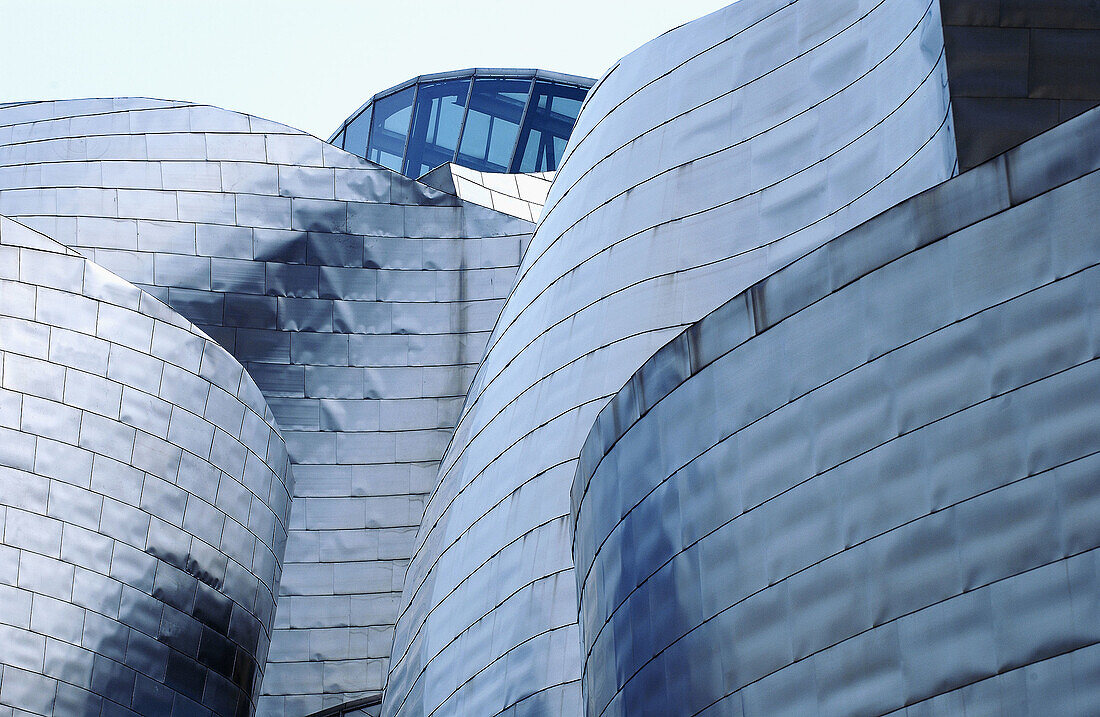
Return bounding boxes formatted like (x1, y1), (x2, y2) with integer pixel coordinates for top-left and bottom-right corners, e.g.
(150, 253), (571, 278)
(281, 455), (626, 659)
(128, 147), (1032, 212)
(0, 97), (533, 715)
(573, 107), (1100, 716)
(383, 0), (959, 714)
(0, 217), (292, 716)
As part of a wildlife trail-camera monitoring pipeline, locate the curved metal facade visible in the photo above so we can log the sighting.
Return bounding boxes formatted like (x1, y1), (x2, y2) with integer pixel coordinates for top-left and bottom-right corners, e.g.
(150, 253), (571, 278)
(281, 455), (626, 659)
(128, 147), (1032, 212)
(0, 98), (533, 714)
(573, 107), (1100, 716)
(1, 2), (1095, 715)
(418, 163), (555, 222)
(0, 217), (291, 715)
(384, 0), (958, 714)
(939, 0), (1100, 170)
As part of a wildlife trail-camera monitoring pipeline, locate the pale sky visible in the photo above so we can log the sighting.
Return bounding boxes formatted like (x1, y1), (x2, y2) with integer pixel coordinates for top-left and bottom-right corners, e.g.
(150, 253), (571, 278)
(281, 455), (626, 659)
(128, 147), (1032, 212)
(0, 0), (731, 140)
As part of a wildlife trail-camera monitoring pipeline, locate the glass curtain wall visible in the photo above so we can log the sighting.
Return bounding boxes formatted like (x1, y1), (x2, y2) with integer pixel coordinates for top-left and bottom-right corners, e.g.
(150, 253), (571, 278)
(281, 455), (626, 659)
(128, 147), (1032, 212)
(403, 79), (472, 178)
(455, 78), (532, 173)
(511, 82), (589, 173)
(366, 86), (415, 171)
(331, 70), (593, 178)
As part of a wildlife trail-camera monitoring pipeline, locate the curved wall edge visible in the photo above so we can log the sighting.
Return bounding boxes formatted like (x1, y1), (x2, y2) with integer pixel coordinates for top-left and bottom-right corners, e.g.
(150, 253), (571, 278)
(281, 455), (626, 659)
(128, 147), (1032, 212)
(384, 0), (959, 714)
(0, 215), (292, 716)
(572, 105), (1100, 716)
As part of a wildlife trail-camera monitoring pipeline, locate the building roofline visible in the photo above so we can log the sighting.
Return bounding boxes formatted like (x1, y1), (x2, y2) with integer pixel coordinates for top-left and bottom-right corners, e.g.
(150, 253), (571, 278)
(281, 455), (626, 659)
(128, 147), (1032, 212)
(327, 67), (595, 143)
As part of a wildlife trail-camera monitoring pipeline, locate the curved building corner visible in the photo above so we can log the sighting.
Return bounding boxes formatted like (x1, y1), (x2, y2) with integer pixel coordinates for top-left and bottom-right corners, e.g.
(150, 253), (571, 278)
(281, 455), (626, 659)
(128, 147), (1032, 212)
(384, 0), (959, 714)
(0, 216), (292, 716)
(0, 96), (535, 715)
(573, 106), (1100, 716)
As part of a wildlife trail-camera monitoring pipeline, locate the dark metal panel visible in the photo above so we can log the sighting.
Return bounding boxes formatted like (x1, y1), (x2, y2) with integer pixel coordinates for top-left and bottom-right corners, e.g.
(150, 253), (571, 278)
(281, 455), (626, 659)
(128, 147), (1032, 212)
(938, 0), (1000, 26)
(951, 96), (1060, 168)
(942, 26), (1030, 96)
(1000, 0), (1100, 29)
(1028, 28), (1100, 98)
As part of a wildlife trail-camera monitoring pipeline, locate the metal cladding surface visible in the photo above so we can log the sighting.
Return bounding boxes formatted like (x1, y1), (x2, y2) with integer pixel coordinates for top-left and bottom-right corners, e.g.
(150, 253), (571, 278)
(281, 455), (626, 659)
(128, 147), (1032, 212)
(418, 164), (554, 222)
(573, 108), (1100, 716)
(0, 217), (292, 715)
(385, 0), (958, 714)
(939, 0), (1100, 170)
(0, 98), (533, 714)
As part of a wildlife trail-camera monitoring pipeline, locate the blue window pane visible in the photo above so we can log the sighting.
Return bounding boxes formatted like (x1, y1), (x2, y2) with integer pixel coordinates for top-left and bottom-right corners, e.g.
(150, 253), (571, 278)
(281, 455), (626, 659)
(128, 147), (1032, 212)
(342, 109), (371, 158)
(403, 79), (471, 178)
(333, 71), (593, 176)
(367, 86), (415, 171)
(457, 78), (533, 173)
(512, 82), (588, 172)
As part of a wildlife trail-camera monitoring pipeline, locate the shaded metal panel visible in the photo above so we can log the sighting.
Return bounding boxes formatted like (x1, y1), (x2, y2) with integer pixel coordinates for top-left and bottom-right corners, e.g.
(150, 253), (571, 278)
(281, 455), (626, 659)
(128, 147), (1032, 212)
(951, 96), (1060, 173)
(573, 107), (1100, 716)
(383, 0), (958, 714)
(942, 25), (1029, 96)
(0, 96), (534, 714)
(0, 218), (291, 716)
(1028, 28), (1100, 98)
(940, 0), (1100, 169)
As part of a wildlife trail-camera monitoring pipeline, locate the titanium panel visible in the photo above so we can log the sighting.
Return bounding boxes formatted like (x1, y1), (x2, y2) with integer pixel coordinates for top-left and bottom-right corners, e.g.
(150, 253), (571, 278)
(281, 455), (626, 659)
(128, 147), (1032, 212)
(0, 217), (292, 716)
(383, 0), (959, 714)
(572, 107), (1100, 716)
(0, 97), (533, 714)
(419, 164), (555, 222)
(939, 0), (1100, 169)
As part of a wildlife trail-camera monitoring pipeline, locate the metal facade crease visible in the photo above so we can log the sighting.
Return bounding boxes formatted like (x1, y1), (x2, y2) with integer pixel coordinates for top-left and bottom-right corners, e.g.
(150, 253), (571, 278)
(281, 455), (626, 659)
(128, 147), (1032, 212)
(573, 105), (1100, 716)
(383, 0), (959, 714)
(0, 216), (292, 716)
(0, 98), (533, 715)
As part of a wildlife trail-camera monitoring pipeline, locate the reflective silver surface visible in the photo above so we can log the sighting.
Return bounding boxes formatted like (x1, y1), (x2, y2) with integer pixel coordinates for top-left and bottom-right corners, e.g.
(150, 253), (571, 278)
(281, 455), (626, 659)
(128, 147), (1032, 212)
(0, 98), (532, 714)
(419, 164), (554, 222)
(384, 0), (958, 714)
(1, 1), (1096, 714)
(0, 217), (292, 716)
(573, 106), (1100, 716)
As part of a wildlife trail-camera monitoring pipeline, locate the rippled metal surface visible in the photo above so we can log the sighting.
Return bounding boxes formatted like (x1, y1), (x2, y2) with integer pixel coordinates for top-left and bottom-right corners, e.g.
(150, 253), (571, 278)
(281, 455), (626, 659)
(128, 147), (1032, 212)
(573, 106), (1100, 716)
(0, 98), (533, 714)
(3, 0), (1093, 713)
(384, 0), (958, 714)
(0, 217), (292, 716)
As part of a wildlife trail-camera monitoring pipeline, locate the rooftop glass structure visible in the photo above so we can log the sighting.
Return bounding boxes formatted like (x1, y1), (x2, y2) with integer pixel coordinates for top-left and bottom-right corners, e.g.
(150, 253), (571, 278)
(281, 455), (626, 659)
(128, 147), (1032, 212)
(329, 68), (594, 178)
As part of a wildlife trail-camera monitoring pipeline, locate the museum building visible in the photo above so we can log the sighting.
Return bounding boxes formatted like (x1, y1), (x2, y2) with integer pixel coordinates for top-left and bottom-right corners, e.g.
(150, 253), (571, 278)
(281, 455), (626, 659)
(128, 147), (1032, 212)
(0, 1), (1098, 716)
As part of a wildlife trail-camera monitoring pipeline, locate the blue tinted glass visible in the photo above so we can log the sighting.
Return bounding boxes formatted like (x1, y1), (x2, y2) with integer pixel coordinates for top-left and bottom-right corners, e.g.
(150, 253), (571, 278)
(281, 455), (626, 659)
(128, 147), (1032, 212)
(332, 126), (347, 150)
(457, 78), (533, 173)
(367, 86), (415, 171)
(512, 82), (588, 172)
(342, 109), (370, 157)
(403, 79), (471, 178)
